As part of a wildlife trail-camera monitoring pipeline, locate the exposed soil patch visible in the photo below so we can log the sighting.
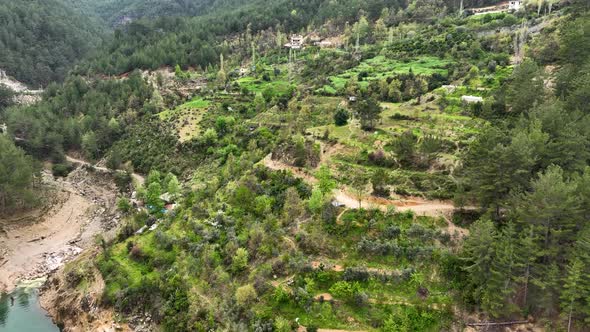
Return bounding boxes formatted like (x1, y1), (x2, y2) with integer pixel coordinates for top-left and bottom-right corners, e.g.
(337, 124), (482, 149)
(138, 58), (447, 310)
(314, 293), (333, 301)
(0, 166), (120, 293)
(40, 250), (132, 332)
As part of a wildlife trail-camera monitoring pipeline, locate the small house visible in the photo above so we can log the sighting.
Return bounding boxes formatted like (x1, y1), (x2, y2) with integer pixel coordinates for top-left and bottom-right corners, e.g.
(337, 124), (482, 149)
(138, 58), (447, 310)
(348, 96), (357, 102)
(331, 201), (346, 208)
(461, 95), (483, 104)
(509, 0), (521, 11)
(284, 34), (304, 49)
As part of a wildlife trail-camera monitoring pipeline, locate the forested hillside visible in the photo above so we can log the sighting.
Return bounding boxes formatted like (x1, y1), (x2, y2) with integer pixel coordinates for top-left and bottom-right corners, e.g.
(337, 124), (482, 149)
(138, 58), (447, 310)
(456, 6), (590, 322)
(64, 0), (245, 26)
(0, 0), (105, 87)
(0, 136), (40, 215)
(76, 0), (510, 75)
(2, 0), (590, 331)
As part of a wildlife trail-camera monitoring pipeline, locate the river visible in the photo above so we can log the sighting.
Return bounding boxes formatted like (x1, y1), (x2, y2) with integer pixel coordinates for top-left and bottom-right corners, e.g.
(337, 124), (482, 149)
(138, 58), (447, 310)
(0, 279), (60, 331)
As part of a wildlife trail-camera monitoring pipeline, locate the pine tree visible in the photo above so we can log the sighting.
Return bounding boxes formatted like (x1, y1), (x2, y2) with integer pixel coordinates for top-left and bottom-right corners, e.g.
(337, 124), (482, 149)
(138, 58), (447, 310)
(167, 175), (180, 199)
(514, 225), (539, 307)
(505, 59), (545, 114)
(146, 182), (164, 214)
(560, 258), (584, 332)
(463, 219), (497, 307)
(516, 166), (581, 267)
(484, 223), (520, 316)
(571, 227), (590, 325)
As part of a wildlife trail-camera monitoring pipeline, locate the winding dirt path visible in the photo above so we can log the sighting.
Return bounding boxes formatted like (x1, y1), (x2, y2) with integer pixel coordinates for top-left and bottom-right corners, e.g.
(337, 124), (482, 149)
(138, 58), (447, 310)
(262, 153), (470, 238)
(65, 155), (145, 186)
(262, 153), (461, 218)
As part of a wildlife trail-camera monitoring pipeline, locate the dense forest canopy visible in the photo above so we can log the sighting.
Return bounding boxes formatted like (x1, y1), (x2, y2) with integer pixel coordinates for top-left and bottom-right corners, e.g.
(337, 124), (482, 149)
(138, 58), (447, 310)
(73, 0), (512, 76)
(76, 0), (411, 75)
(0, 135), (40, 215)
(0, 0), (105, 87)
(64, 0), (251, 26)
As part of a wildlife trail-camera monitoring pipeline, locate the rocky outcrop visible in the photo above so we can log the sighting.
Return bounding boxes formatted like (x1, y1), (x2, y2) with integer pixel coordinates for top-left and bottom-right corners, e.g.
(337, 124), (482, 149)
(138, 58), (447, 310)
(40, 250), (132, 332)
(0, 69), (43, 105)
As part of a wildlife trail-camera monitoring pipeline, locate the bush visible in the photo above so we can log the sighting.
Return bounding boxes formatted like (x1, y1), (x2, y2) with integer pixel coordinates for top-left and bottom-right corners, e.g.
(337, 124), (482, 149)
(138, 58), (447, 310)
(334, 108), (350, 126)
(343, 267), (370, 282)
(236, 284), (257, 306)
(368, 149), (391, 167)
(232, 248), (249, 272)
(117, 198), (132, 213)
(52, 163), (73, 177)
(129, 244), (144, 261)
(329, 281), (362, 301)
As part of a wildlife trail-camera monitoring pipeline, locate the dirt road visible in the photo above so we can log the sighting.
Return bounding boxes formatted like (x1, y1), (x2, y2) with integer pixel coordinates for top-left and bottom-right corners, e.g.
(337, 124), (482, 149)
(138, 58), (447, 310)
(65, 155), (145, 186)
(0, 167), (119, 293)
(263, 153), (460, 217)
(262, 153), (470, 238)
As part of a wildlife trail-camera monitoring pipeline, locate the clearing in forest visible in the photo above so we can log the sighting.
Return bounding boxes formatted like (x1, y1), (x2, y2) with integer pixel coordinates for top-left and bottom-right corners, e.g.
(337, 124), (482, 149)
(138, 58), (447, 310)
(159, 97), (211, 142)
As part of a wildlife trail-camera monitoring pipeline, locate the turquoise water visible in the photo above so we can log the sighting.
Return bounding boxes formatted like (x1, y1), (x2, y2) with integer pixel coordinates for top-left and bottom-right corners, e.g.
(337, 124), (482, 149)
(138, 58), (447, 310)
(0, 279), (60, 331)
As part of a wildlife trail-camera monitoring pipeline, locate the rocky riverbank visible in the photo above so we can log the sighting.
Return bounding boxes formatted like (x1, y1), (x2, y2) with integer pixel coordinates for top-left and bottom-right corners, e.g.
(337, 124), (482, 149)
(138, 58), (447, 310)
(0, 166), (119, 293)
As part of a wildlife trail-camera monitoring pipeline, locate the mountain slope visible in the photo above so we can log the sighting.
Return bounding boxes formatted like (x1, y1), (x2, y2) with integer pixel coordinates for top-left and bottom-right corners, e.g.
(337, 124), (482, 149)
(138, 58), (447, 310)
(0, 0), (105, 87)
(65, 0), (250, 26)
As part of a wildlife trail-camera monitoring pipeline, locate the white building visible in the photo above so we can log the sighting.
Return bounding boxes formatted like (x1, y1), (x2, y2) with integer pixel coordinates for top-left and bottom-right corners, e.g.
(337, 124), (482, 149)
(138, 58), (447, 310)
(461, 95), (484, 104)
(284, 34), (304, 49)
(509, 0), (522, 11)
(0, 123), (7, 135)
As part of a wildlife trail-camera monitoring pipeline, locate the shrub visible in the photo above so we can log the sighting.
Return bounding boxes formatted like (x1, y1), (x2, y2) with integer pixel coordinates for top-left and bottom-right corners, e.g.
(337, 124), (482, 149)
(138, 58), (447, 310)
(236, 284), (257, 306)
(273, 286), (291, 304)
(389, 112), (413, 120)
(354, 291), (369, 307)
(274, 317), (291, 332)
(329, 281), (362, 301)
(117, 198), (132, 213)
(343, 267), (370, 282)
(129, 244), (144, 261)
(232, 248), (249, 272)
(384, 225), (402, 239)
(334, 108), (350, 126)
(52, 163), (73, 177)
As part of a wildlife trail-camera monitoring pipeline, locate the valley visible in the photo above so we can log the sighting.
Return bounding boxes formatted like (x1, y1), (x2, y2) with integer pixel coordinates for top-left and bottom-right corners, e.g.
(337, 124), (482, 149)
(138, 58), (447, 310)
(1, 0), (590, 331)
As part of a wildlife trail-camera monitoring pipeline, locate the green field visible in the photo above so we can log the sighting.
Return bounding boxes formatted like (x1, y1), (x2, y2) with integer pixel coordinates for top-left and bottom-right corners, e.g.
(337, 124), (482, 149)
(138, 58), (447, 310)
(327, 56), (453, 91)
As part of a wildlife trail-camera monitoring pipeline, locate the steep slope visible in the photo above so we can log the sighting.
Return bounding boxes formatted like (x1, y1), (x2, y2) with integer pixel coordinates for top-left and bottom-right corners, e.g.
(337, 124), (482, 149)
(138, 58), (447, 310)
(6, 0), (590, 331)
(64, 0), (252, 26)
(76, 0), (407, 75)
(0, 0), (105, 87)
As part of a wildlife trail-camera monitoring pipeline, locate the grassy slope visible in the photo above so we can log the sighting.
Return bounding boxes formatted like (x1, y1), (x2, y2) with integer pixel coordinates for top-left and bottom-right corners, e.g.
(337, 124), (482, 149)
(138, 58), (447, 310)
(92, 8), (521, 331)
